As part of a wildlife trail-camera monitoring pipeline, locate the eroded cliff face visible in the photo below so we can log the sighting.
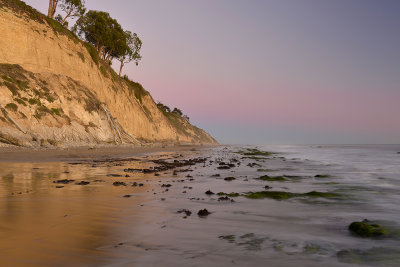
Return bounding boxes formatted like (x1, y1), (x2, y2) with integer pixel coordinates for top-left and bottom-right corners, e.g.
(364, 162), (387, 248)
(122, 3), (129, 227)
(0, 3), (217, 147)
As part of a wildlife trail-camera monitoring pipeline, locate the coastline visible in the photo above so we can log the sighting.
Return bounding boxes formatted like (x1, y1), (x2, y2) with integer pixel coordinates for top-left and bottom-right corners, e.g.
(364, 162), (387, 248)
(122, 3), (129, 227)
(0, 143), (219, 162)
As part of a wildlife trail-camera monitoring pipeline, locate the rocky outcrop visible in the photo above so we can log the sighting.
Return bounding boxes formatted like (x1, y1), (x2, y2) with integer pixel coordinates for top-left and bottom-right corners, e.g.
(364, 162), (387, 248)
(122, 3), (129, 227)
(0, 1), (217, 147)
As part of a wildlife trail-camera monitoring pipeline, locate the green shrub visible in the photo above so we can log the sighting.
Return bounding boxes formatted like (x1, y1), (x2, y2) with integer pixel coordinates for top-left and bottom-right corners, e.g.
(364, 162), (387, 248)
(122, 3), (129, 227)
(84, 98), (101, 113)
(45, 16), (79, 43)
(51, 108), (61, 116)
(46, 95), (55, 103)
(28, 98), (41, 105)
(123, 75), (148, 104)
(2, 75), (29, 95)
(36, 105), (51, 113)
(14, 98), (27, 106)
(19, 111), (27, 118)
(99, 65), (108, 77)
(0, 0), (45, 24)
(3, 81), (19, 96)
(5, 103), (18, 112)
(83, 42), (99, 65)
(77, 52), (85, 62)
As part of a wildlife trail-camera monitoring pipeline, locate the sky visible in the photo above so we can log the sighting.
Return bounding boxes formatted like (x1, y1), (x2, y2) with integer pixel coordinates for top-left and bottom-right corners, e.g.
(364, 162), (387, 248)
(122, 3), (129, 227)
(25, 0), (400, 144)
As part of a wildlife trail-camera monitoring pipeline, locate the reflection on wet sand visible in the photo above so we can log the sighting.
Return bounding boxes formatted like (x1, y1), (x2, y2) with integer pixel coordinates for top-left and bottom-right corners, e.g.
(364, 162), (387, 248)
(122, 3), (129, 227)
(0, 157), (166, 267)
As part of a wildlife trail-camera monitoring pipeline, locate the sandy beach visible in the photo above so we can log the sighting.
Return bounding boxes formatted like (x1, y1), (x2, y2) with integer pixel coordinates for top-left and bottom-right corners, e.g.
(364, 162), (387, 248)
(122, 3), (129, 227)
(0, 144), (210, 162)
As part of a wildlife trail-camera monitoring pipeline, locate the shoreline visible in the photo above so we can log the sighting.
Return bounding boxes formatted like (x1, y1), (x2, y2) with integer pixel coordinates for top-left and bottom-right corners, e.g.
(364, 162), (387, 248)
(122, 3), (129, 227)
(0, 144), (219, 163)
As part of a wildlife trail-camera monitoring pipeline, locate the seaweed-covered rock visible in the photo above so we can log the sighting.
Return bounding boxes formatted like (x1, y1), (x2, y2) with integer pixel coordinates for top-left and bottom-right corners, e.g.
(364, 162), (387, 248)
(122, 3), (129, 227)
(349, 220), (387, 237)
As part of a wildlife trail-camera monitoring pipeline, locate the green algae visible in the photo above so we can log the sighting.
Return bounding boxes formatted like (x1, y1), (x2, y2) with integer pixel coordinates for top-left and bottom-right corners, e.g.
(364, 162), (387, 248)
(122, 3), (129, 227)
(256, 175), (288, 182)
(337, 247), (400, 267)
(243, 190), (340, 200)
(303, 191), (338, 198)
(244, 191), (297, 200)
(349, 220), (387, 238)
(315, 174), (331, 178)
(219, 233), (266, 251)
(303, 244), (321, 254)
(243, 148), (272, 156)
(219, 235), (235, 243)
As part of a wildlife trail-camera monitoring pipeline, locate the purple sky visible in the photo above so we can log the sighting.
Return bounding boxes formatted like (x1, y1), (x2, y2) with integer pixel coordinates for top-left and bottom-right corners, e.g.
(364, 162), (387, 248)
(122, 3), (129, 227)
(25, 0), (400, 144)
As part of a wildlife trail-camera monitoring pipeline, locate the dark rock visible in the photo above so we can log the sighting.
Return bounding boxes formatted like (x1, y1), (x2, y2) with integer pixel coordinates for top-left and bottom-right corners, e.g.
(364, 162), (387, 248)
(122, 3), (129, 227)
(247, 163), (262, 168)
(224, 177), (236, 181)
(217, 166), (231, 170)
(53, 179), (75, 184)
(107, 174), (123, 177)
(161, 184), (172, 188)
(264, 185), (272, 190)
(205, 190), (215, 195)
(218, 196), (232, 201)
(177, 209), (192, 216)
(211, 174), (220, 177)
(123, 195), (131, 198)
(75, 181), (90, 185)
(55, 186), (64, 188)
(198, 209), (211, 217)
(113, 181), (127, 186)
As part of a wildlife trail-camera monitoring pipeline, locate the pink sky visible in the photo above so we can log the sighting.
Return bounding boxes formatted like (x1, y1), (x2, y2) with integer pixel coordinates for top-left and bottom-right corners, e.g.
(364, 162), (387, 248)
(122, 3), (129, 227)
(25, 0), (400, 144)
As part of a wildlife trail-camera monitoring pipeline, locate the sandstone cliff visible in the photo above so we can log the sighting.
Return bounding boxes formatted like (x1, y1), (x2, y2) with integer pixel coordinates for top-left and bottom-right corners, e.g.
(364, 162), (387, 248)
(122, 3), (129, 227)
(0, 1), (217, 147)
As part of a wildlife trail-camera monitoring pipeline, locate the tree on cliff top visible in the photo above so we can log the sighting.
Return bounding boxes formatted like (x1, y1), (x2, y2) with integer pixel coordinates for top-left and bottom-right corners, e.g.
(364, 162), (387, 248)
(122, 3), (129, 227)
(48, 0), (85, 22)
(75, 10), (142, 75)
(48, 0), (59, 18)
(75, 10), (125, 59)
(58, 0), (86, 24)
(116, 31), (142, 77)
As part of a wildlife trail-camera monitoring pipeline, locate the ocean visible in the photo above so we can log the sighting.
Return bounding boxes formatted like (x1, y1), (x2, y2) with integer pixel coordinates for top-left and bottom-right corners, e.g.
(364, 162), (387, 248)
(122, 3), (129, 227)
(0, 145), (399, 266)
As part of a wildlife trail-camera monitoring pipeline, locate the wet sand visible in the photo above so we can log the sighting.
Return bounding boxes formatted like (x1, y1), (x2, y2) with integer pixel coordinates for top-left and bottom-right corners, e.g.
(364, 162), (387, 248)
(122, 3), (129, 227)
(0, 144), (209, 162)
(1, 145), (399, 266)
